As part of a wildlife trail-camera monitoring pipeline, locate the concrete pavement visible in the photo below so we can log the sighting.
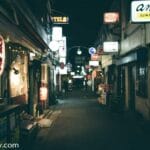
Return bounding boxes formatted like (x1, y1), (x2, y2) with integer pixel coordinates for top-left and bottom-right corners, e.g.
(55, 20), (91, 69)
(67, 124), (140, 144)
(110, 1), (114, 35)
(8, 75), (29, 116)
(28, 89), (150, 150)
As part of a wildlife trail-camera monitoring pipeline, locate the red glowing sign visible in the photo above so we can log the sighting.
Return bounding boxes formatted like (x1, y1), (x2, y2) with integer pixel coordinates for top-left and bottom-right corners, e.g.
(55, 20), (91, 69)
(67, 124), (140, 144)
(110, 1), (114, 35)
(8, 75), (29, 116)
(104, 12), (119, 24)
(40, 86), (48, 101)
(0, 35), (5, 75)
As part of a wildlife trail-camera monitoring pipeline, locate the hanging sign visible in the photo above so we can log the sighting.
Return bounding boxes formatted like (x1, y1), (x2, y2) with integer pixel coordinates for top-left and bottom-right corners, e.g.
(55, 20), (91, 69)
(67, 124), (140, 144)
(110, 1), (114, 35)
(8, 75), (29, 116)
(104, 12), (119, 24)
(103, 41), (119, 52)
(0, 35), (5, 75)
(131, 1), (150, 22)
(51, 16), (69, 24)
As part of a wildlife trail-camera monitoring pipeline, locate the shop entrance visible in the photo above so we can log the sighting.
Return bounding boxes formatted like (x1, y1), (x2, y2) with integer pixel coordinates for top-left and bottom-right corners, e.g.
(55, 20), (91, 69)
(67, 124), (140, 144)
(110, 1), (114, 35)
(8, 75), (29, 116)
(128, 65), (136, 111)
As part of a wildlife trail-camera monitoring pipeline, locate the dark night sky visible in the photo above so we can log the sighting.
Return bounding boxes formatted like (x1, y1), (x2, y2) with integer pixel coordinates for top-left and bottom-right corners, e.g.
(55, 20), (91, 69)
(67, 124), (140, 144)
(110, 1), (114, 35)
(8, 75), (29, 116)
(26, 0), (111, 48)
(51, 0), (111, 48)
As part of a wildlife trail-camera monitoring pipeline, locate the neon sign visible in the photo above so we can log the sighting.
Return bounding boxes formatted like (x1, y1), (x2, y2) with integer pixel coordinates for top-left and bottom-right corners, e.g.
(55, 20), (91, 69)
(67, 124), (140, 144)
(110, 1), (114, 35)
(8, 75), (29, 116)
(0, 35), (5, 75)
(51, 16), (69, 24)
(104, 12), (119, 24)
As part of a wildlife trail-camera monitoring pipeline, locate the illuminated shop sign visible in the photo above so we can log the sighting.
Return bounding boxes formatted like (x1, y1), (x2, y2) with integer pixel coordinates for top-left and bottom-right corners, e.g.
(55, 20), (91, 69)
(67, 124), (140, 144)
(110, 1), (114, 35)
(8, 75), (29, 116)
(89, 61), (99, 66)
(0, 35), (5, 75)
(104, 12), (119, 24)
(40, 86), (48, 101)
(131, 1), (150, 22)
(51, 16), (69, 24)
(52, 26), (62, 41)
(91, 54), (101, 61)
(103, 41), (119, 53)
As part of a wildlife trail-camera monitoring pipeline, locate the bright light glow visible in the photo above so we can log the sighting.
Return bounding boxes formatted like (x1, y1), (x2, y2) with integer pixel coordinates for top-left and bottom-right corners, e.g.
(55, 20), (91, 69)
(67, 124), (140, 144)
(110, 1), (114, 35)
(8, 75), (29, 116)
(77, 48), (82, 55)
(40, 87), (48, 101)
(71, 72), (75, 75)
(89, 61), (99, 66)
(30, 52), (35, 60)
(59, 57), (66, 64)
(73, 75), (84, 79)
(52, 27), (62, 41)
(103, 41), (118, 52)
(49, 40), (59, 52)
(68, 79), (72, 83)
(10, 71), (20, 86)
(59, 66), (67, 75)
(104, 12), (119, 23)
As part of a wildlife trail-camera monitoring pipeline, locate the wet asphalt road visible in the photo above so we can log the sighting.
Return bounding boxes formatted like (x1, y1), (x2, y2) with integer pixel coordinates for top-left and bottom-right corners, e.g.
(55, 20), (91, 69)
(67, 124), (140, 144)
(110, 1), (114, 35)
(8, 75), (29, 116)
(30, 89), (150, 150)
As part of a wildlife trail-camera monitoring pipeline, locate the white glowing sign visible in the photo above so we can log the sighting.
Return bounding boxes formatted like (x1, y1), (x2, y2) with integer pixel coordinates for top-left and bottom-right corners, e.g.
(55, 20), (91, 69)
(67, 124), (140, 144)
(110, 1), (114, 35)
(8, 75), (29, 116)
(52, 27), (62, 41)
(40, 87), (48, 101)
(51, 16), (69, 24)
(49, 40), (59, 52)
(0, 35), (5, 75)
(89, 61), (99, 66)
(103, 42), (119, 52)
(131, 1), (150, 22)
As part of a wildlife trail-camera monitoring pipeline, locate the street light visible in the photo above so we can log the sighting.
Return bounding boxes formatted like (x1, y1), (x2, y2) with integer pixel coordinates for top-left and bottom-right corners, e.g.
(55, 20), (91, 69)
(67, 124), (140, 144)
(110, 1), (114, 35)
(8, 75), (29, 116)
(77, 47), (82, 55)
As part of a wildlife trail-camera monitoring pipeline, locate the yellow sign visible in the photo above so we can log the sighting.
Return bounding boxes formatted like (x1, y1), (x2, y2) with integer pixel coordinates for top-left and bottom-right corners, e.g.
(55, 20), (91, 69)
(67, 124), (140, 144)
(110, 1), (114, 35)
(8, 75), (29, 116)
(51, 16), (69, 24)
(131, 1), (150, 22)
(137, 12), (150, 19)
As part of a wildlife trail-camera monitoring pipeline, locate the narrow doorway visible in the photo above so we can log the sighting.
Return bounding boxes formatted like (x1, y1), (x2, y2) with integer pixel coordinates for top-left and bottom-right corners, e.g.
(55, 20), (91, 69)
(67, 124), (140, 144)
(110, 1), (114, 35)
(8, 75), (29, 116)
(118, 66), (125, 110)
(128, 65), (136, 111)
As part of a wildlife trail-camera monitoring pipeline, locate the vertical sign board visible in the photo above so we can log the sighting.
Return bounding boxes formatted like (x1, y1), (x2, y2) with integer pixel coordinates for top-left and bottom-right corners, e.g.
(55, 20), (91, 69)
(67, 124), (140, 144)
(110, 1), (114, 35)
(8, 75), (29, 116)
(52, 27), (63, 41)
(131, 1), (150, 22)
(59, 36), (67, 57)
(0, 35), (5, 76)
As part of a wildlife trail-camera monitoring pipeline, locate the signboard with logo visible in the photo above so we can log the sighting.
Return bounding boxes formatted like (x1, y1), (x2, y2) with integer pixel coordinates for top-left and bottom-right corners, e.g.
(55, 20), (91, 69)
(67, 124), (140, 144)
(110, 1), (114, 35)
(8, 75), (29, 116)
(52, 27), (62, 41)
(51, 16), (69, 24)
(104, 12), (119, 24)
(0, 35), (5, 76)
(131, 1), (150, 22)
(103, 41), (119, 53)
(89, 47), (96, 55)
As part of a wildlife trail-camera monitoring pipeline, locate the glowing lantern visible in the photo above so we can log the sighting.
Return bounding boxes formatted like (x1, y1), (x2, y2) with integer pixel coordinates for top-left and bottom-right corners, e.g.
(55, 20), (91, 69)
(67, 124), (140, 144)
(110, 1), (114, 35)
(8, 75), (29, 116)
(40, 86), (48, 101)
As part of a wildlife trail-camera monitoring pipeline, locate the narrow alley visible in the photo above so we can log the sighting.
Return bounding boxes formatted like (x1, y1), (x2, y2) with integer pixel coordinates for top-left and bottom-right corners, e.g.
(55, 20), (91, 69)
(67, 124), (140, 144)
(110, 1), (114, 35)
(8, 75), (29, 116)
(1, 1), (150, 150)
(30, 89), (150, 150)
